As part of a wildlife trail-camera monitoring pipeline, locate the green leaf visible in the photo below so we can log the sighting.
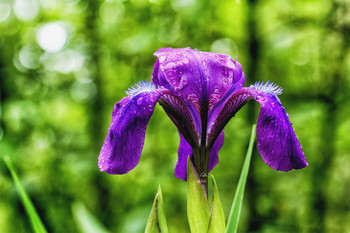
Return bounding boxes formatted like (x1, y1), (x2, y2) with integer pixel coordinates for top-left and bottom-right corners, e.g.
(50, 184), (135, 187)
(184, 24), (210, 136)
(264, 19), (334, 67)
(225, 124), (256, 233)
(208, 175), (226, 233)
(72, 201), (111, 233)
(3, 155), (48, 233)
(145, 185), (168, 233)
(187, 157), (210, 233)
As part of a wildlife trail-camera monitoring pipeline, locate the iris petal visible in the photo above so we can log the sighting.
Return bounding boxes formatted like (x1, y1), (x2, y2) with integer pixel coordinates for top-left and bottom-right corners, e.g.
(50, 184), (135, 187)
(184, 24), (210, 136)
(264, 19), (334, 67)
(255, 94), (308, 171)
(153, 48), (245, 112)
(174, 132), (193, 180)
(208, 130), (224, 171)
(98, 88), (164, 174)
(158, 93), (200, 148)
(207, 86), (308, 171)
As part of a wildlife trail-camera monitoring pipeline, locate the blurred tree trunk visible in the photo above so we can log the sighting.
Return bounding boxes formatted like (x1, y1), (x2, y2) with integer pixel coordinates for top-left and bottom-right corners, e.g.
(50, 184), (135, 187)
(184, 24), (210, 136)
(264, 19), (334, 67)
(84, 0), (111, 227)
(308, 1), (349, 232)
(85, 0), (104, 141)
(245, 0), (264, 232)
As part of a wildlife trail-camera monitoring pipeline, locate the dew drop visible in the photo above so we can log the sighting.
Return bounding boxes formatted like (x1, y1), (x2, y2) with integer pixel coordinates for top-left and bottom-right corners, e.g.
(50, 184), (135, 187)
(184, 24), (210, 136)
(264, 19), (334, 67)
(159, 56), (166, 63)
(256, 95), (265, 101)
(178, 71), (183, 77)
(148, 104), (153, 111)
(183, 57), (190, 64)
(223, 67), (229, 77)
(137, 97), (143, 105)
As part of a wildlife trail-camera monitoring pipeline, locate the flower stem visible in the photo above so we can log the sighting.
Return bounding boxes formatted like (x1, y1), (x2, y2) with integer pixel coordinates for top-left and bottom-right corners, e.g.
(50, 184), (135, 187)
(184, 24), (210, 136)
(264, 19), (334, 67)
(193, 146), (209, 195)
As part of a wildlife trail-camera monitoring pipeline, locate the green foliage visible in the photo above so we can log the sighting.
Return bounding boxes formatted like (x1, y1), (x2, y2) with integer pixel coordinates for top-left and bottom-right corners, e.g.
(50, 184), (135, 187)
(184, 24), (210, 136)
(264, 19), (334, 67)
(3, 156), (48, 233)
(225, 125), (256, 233)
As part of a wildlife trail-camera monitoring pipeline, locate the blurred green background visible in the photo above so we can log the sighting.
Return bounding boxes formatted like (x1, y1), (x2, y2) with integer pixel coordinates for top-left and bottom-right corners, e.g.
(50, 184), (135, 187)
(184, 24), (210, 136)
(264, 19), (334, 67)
(0, 0), (349, 232)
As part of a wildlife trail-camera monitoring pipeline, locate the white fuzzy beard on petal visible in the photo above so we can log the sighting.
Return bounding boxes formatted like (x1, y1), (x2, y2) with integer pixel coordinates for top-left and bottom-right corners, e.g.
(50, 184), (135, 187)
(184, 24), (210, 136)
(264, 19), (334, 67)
(250, 81), (283, 96)
(125, 81), (157, 96)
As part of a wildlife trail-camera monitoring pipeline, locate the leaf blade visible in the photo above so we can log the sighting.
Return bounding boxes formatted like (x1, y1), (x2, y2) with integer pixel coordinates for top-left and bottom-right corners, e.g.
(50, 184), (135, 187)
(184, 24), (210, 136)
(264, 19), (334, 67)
(145, 185), (168, 233)
(3, 155), (48, 233)
(225, 124), (256, 233)
(208, 175), (226, 233)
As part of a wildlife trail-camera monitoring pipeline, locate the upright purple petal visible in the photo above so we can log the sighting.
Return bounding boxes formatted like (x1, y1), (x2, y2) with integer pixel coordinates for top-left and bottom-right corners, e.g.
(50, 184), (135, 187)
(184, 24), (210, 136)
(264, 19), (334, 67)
(196, 52), (245, 109)
(98, 84), (166, 174)
(207, 83), (308, 171)
(153, 48), (204, 112)
(153, 48), (245, 112)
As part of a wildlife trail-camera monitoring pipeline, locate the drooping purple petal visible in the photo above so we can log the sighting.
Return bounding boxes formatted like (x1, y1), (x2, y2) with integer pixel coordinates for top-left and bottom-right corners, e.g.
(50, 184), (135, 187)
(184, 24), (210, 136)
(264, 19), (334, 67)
(98, 84), (166, 174)
(207, 83), (308, 171)
(175, 130), (224, 181)
(153, 48), (245, 113)
(254, 91), (308, 171)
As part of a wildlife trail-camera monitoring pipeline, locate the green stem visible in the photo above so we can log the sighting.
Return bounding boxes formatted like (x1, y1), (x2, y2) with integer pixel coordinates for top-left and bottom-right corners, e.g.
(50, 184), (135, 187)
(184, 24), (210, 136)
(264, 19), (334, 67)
(193, 146), (209, 194)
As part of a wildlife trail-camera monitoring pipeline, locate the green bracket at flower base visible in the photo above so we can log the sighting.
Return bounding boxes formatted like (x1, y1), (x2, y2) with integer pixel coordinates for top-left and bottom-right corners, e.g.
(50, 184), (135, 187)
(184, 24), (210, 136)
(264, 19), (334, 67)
(208, 175), (226, 233)
(187, 157), (210, 233)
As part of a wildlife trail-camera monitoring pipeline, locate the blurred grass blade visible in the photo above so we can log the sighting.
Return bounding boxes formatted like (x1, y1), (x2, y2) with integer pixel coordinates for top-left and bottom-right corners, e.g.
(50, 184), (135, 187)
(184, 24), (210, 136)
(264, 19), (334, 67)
(145, 185), (168, 233)
(72, 201), (110, 233)
(225, 124), (256, 233)
(187, 157), (210, 233)
(208, 175), (225, 233)
(3, 155), (48, 233)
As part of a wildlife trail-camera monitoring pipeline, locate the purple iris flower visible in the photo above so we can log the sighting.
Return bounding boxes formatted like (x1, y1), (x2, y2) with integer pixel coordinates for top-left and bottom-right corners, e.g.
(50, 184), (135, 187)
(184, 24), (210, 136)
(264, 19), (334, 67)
(98, 47), (308, 181)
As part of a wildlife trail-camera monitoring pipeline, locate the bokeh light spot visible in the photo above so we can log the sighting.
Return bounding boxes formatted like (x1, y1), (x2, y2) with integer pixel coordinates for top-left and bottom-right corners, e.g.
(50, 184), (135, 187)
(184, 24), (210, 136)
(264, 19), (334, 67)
(210, 38), (238, 58)
(70, 81), (97, 103)
(36, 22), (68, 53)
(99, 1), (125, 24)
(171, 0), (196, 11)
(42, 49), (85, 73)
(18, 45), (42, 69)
(0, 2), (11, 23)
(14, 0), (40, 21)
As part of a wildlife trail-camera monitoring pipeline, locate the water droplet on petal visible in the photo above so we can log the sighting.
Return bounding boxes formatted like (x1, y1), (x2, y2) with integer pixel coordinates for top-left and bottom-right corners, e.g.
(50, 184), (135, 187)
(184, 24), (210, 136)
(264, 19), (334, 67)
(159, 56), (166, 63)
(256, 95), (265, 101)
(137, 97), (143, 105)
(148, 105), (153, 111)
(183, 57), (190, 64)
